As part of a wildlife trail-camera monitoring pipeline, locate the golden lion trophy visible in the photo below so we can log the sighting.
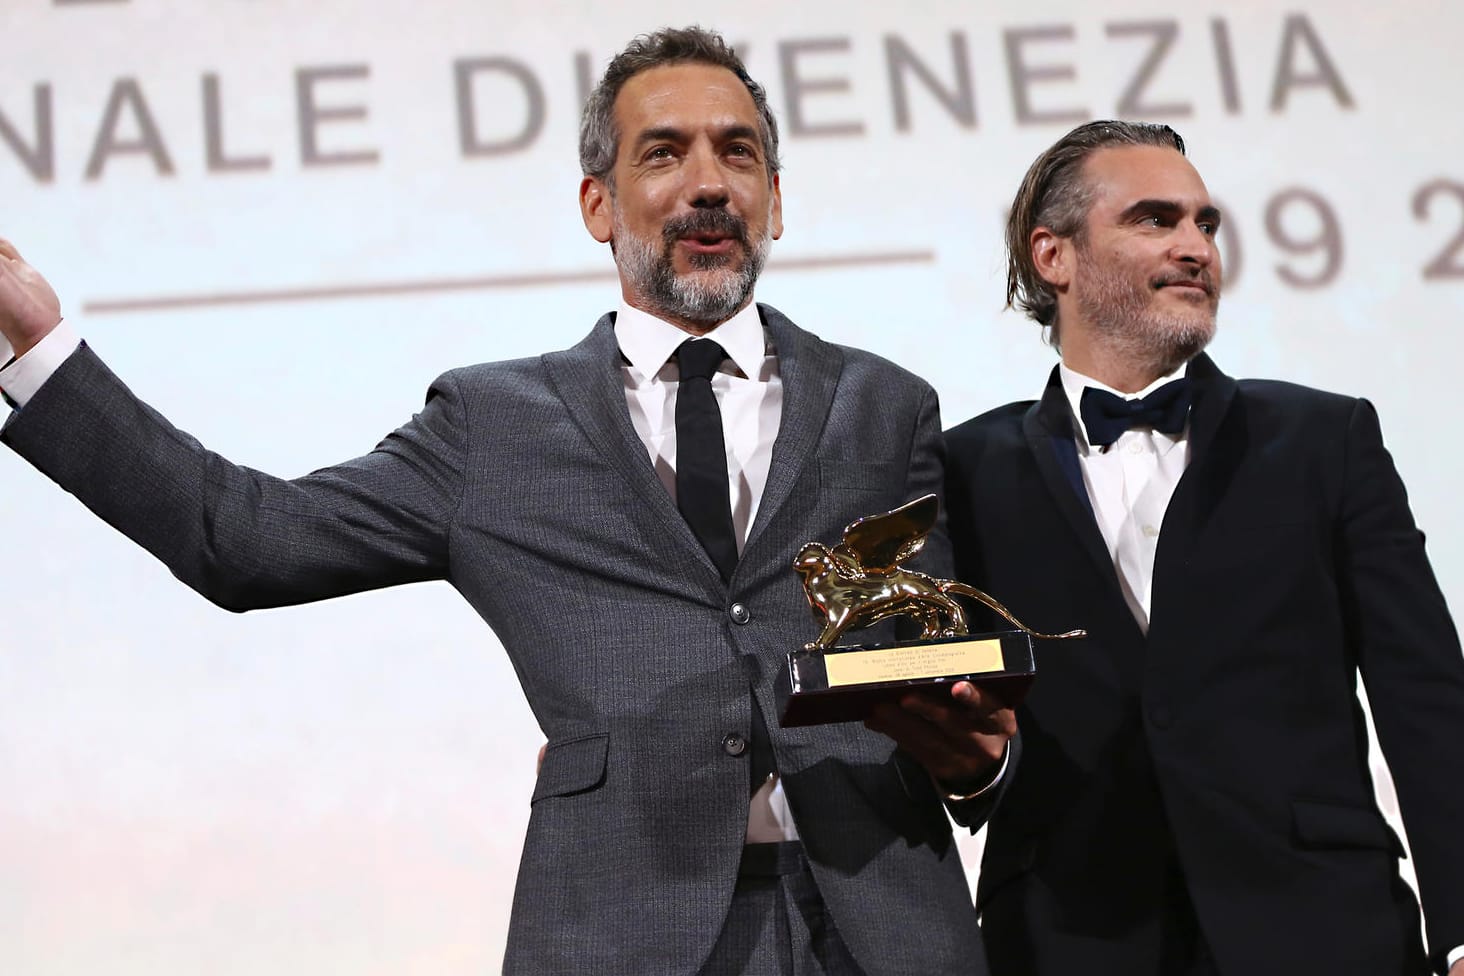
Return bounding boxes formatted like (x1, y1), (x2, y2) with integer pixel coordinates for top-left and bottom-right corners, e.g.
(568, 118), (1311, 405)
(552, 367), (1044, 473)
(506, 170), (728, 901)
(781, 494), (1084, 726)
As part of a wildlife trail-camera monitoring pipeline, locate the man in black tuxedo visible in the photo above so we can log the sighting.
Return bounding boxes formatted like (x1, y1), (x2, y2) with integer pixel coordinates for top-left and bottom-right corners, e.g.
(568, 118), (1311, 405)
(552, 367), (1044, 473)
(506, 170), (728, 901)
(945, 120), (1464, 975)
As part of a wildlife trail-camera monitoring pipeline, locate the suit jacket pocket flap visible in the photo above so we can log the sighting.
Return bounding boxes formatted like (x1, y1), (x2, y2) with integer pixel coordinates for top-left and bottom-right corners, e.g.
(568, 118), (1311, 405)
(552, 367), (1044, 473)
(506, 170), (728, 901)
(1291, 798), (1404, 855)
(532, 732), (608, 803)
(818, 459), (900, 491)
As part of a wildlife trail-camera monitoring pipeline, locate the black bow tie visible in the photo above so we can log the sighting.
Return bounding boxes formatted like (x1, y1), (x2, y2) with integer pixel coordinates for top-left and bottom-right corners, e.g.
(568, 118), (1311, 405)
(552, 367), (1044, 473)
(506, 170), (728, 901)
(1078, 378), (1193, 448)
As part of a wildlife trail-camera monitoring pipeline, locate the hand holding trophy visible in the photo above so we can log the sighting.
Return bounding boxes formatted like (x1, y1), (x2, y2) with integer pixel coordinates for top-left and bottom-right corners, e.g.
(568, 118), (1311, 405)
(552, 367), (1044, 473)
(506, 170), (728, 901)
(781, 494), (1084, 726)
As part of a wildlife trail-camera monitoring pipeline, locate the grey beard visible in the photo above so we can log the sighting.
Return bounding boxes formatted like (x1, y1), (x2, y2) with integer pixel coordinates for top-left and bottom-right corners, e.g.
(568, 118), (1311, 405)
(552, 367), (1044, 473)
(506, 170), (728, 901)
(1076, 258), (1218, 377)
(613, 214), (770, 327)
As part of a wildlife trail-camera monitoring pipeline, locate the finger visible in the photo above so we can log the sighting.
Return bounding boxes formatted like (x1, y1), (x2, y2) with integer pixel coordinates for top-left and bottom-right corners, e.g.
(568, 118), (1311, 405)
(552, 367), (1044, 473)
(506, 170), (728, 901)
(871, 693), (1003, 759)
(865, 703), (962, 770)
(865, 702), (1005, 783)
(947, 682), (1019, 734)
(0, 239), (19, 262)
(899, 686), (1014, 737)
(950, 680), (1013, 713)
(951, 684), (1019, 738)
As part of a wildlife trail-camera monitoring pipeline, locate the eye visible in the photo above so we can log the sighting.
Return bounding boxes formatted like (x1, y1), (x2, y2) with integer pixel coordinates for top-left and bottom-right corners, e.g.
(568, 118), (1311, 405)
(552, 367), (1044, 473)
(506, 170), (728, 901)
(644, 145), (675, 163)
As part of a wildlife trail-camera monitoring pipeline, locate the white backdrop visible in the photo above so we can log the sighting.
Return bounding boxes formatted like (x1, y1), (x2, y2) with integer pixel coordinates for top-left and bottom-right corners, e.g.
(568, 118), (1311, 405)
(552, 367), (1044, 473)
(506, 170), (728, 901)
(2, 1), (1461, 972)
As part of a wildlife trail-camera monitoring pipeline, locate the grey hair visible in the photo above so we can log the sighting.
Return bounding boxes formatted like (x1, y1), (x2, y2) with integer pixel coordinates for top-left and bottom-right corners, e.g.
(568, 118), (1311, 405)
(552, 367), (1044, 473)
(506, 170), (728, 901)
(1005, 120), (1185, 345)
(578, 26), (781, 190)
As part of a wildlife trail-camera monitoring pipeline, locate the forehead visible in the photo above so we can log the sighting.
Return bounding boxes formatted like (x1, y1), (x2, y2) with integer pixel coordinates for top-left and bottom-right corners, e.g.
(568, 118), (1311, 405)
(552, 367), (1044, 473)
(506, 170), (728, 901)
(1081, 145), (1211, 215)
(612, 62), (760, 138)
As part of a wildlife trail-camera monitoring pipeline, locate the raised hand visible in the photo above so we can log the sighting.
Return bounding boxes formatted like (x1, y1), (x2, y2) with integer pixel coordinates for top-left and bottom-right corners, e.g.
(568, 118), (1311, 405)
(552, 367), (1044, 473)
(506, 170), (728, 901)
(0, 239), (62, 360)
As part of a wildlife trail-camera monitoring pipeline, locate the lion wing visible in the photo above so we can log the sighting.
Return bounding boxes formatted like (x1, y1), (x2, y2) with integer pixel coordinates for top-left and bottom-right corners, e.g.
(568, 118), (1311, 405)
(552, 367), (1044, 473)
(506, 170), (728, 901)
(838, 493), (938, 574)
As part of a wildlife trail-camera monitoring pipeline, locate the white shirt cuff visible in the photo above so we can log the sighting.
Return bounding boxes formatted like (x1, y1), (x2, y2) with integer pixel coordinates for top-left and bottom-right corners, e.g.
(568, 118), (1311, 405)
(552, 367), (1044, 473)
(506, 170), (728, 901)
(0, 321), (81, 408)
(1446, 944), (1464, 969)
(939, 739), (1012, 802)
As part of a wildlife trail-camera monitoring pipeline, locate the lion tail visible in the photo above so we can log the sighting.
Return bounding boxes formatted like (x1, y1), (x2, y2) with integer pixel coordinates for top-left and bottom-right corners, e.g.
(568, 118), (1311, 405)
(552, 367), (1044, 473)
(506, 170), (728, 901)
(937, 581), (1086, 640)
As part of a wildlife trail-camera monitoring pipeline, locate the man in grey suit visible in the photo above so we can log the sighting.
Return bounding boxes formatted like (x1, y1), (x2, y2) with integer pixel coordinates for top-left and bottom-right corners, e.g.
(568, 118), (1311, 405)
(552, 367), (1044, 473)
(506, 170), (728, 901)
(0, 27), (1011, 976)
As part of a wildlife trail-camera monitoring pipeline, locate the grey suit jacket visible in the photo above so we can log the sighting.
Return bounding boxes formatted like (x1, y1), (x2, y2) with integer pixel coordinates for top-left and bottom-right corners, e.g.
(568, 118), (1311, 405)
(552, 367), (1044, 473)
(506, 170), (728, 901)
(4, 305), (990, 975)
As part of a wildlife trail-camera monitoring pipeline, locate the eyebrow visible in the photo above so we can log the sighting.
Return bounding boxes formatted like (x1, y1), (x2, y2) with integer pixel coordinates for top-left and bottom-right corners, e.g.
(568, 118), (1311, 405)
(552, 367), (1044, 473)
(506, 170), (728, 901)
(631, 123), (761, 148)
(1119, 198), (1223, 225)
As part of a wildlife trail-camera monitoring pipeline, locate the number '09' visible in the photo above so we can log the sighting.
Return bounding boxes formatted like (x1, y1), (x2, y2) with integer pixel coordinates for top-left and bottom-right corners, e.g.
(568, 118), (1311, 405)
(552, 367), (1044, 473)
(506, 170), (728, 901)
(1214, 182), (1464, 289)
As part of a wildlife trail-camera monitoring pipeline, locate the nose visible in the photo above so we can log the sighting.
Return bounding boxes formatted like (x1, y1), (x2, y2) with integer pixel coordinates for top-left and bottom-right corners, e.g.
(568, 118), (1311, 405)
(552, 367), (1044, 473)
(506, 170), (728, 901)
(686, 144), (730, 209)
(1172, 219), (1217, 269)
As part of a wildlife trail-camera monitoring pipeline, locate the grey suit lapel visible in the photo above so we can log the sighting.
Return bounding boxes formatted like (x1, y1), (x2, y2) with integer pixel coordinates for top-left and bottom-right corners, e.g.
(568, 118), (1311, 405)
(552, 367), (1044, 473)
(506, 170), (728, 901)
(541, 307), (845, 587)
(541, 314), (723, 584)
(742, 305), (842, 559)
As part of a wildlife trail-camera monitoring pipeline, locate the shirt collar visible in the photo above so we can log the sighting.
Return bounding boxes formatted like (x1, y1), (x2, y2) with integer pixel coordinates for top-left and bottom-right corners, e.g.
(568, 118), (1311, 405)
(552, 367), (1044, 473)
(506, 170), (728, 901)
(1058, 360), (1189, 453)
(614, 300), (767, 384)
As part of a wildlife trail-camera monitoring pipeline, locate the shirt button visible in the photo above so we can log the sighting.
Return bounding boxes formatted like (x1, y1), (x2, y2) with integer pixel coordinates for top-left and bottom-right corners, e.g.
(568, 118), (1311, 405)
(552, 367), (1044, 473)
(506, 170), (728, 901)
(1142, 524), (1160, 538)
(722, 732), (748, 757)
(1128, 440), (1145, 455)
(729, 602), (751, 625)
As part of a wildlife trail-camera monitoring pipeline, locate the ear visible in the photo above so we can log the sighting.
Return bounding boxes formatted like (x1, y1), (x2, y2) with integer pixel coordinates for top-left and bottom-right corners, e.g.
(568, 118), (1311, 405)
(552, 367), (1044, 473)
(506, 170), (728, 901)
(1030, 226), (1072, 290)
(769, 172), (784, 240)
(580, 176), (613, 244)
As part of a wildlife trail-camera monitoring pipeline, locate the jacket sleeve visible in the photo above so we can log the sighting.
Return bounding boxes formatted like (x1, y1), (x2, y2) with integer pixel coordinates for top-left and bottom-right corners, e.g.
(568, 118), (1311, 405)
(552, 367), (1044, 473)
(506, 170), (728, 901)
(1338, 397), (1464, 972)
(2, 342), (464, 611)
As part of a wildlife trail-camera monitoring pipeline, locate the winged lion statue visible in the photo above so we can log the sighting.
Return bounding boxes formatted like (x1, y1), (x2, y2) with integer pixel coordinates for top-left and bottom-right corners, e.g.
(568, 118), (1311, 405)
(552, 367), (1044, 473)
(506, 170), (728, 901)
(794, 494), (1084, 651)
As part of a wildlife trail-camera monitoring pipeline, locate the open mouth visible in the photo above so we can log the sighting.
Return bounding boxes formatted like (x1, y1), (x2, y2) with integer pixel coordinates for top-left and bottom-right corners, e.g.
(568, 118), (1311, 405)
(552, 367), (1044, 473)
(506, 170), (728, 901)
(664, 209), (748, 258)
(680, 234), (737, 254)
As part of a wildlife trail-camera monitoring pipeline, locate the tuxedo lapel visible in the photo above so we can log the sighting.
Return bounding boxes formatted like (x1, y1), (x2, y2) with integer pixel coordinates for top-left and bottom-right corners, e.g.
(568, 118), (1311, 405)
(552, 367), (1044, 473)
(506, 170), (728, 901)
(542, 314), (725, 585)
(1023, 366), (1118, 588)
(741, 305), (840, 559)
(1180, 353), (1239, 469)
(1151, 353), (1243, 618)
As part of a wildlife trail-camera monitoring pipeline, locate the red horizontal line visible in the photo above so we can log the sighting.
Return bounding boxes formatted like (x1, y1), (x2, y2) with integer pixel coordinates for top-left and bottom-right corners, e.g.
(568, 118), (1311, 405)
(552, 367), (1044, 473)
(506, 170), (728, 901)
(80, 250), (936, 315)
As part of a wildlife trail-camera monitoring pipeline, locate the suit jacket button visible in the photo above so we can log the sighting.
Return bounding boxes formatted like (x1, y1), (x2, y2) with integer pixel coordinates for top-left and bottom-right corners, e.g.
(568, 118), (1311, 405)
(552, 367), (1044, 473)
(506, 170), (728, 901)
(729, 602), (751, 624)
(722, 733), (748, 756)
(1149, 705), (1173, 729)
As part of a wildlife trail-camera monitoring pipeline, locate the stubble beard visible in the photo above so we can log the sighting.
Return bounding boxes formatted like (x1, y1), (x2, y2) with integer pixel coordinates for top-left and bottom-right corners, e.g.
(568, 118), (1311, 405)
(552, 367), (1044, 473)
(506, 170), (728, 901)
(613, 205), (772, 328)
(1074, 245), (1220, 377)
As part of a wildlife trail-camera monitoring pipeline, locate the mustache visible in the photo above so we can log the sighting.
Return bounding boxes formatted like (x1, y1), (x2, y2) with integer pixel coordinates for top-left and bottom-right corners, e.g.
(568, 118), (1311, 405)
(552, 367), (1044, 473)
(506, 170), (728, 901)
(1152, 269), (1216, 295)
(661, 209), (749, 248)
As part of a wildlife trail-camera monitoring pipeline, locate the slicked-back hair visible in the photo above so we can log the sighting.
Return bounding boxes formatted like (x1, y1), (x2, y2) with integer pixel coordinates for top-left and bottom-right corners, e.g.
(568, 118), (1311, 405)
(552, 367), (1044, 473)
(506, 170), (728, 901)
(579, 26), (781, 191)
(1006, 120), (1185, 346)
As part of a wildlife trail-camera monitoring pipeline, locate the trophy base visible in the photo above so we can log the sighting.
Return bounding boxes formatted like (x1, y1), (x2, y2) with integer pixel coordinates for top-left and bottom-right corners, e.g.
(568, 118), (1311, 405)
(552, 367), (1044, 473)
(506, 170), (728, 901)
(778, 630), (1036, 727)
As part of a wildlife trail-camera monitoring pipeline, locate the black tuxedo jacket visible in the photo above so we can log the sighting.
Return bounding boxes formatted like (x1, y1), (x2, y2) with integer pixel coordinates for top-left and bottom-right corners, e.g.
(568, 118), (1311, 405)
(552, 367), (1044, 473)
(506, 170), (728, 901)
(945, 354), (1464, 975)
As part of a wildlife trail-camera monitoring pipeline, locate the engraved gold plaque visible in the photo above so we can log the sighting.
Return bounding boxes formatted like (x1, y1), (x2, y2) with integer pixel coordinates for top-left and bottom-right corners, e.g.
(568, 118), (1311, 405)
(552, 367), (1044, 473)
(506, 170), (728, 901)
(823, 637), (1005, 688)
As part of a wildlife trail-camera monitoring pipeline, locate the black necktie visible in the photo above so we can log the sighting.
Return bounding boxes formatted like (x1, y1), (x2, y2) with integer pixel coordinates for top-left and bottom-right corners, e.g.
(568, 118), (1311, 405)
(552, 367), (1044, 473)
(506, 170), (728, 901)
(673, 338), (776, 795)
(1079, 378), (1193, 449)
(674, 339), (739, 581)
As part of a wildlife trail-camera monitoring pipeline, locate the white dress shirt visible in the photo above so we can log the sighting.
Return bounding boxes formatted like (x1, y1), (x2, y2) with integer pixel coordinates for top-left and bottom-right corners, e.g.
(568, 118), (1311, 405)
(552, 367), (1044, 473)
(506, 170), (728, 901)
(1059, 363), (1189, 633)
(613, 301), (799, 843)
(0, 321), (80, 407)
(614, 301), (781, 554)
